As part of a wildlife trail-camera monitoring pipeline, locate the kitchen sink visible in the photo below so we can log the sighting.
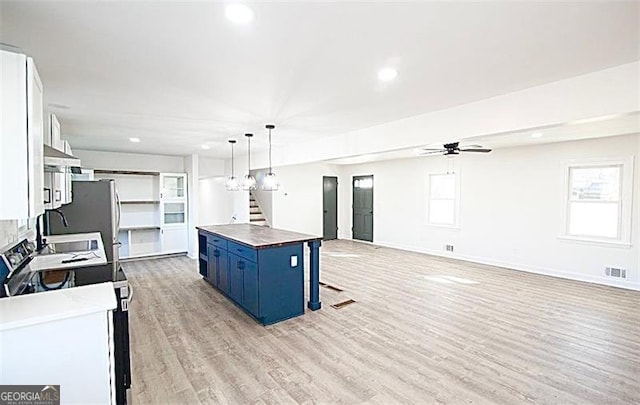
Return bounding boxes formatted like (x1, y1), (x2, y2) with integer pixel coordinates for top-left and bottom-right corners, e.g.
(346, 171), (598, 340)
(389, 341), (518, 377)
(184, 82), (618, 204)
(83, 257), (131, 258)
(40, 239), (100, 255)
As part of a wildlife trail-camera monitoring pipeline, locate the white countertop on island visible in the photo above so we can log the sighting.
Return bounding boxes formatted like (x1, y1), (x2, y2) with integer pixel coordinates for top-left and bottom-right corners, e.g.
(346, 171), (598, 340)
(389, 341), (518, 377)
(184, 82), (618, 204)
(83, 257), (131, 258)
(30, 231), (107, 271)
(0, 282), (117, 331)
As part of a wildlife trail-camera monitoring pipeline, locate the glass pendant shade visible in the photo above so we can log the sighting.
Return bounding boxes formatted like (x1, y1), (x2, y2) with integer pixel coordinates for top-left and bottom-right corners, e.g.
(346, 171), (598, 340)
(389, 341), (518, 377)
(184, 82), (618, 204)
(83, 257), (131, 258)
(242, 133), (256, 191)
(262, 124), (279, 191)
(226, 139), (239, 191)
(261, 172), (279, 191)
(242, 174), (257, 191)
(225, 176), (239, 191)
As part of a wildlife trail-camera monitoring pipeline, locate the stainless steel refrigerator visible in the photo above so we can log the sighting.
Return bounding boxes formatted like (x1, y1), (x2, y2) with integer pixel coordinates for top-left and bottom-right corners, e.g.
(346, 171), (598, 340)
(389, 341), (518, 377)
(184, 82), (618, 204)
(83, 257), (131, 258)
(47, 179), (121, 277)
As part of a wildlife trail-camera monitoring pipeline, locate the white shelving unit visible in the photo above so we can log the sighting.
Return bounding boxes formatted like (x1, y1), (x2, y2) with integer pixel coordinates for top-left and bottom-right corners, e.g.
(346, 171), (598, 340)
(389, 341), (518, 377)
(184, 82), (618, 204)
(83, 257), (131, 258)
(159, 173), (188, 254)
(93, 169), (188, 259)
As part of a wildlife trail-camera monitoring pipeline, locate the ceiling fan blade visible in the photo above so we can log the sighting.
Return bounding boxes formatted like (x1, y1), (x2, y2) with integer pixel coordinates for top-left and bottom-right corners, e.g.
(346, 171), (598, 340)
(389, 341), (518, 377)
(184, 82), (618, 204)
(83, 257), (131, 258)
(460, 144), (483, 149)
(459, 148), (492, 153)
(419, 150), (446, 155)
(421, 148), (446, 151)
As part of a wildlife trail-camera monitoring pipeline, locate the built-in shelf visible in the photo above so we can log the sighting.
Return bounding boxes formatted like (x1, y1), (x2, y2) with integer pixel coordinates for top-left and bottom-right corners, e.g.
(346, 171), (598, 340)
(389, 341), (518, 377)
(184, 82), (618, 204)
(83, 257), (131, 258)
(120, 226), (161, 231)
(120, 200), (160, 205)
(94, 169), (160, 176)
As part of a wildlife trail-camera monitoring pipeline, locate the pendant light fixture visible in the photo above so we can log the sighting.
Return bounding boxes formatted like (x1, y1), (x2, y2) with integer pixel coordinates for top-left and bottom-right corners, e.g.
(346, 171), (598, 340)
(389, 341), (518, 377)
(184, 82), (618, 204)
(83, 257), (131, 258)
(242, 133), (257, 191)
(261, 124), (279, 191)
(225, 139), (239, 191)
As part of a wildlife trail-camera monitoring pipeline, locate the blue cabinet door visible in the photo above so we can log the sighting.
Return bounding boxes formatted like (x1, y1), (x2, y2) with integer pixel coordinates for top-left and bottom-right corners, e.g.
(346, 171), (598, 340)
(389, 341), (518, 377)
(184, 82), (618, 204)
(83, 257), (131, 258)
(243, 259), (259, 317)
(206, 244), (216, 283)
(228, 253), (244, 304)
(217, 249), (229, 293)
(199, 258), (207, 278)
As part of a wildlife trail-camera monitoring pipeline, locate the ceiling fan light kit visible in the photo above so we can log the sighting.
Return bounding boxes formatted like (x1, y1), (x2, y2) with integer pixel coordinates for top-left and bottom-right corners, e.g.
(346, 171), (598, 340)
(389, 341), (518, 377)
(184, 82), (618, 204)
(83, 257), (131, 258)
(420, 142), (492, 156)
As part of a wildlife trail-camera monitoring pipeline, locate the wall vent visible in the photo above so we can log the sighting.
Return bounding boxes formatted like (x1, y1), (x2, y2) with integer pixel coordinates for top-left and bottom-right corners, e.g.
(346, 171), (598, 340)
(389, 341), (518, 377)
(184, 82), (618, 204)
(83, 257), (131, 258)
(445, 244), (454, 252)
(605, 267), (627, 279)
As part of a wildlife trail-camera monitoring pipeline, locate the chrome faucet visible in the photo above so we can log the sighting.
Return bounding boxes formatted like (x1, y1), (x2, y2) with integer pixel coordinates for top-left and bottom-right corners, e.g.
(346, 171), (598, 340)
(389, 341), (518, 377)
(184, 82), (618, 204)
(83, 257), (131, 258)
(35, 209), (68, 252)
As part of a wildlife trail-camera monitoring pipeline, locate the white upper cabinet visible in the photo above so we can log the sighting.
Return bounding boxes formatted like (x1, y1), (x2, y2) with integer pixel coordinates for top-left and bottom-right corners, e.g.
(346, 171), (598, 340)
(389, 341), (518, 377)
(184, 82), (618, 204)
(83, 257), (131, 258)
(159, 173), (188, 254)
(0, 49), (44, 220)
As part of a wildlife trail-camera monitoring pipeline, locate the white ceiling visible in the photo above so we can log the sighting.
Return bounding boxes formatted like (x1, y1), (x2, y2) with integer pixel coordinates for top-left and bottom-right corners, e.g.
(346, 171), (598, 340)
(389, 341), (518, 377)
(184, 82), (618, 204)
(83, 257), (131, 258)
(1, 1), (638, 158)
(326, 113), (640, 165)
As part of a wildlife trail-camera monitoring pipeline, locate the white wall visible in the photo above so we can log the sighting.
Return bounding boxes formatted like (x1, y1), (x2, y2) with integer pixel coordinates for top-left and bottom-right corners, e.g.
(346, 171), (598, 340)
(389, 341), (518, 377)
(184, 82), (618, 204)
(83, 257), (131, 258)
(199, 157), (225, 179)
(267, 163), (340, 236)
(184, 154), (199, 258)
(337, 134), (640, 290)
(198, 177), (235, 226)
(73, 149), (185, 172)
(0, 220), (33, 250)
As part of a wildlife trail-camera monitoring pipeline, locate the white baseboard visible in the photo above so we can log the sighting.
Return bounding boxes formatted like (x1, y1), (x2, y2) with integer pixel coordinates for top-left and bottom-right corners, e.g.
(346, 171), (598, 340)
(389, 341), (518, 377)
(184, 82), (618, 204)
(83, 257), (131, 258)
(345, 238), (639, 291)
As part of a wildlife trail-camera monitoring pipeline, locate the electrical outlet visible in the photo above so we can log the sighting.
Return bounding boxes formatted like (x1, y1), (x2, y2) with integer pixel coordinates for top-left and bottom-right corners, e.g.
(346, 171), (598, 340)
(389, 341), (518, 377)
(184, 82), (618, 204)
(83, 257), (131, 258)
(444, 244), (454, 252)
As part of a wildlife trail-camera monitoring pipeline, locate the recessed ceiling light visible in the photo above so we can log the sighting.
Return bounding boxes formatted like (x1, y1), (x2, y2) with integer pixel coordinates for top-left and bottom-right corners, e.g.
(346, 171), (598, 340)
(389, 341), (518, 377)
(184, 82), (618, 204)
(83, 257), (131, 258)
(530, 132), (543, 138)
(225, 4), (254, 24)
(201, 144), (211, 150)
(377, 67), (398, 82)
(129, 137), (141, 143)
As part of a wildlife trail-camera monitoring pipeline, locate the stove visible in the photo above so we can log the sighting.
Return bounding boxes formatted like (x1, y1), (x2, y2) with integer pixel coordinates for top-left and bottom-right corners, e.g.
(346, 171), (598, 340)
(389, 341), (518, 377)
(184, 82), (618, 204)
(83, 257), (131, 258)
(0, 239), (132, 405)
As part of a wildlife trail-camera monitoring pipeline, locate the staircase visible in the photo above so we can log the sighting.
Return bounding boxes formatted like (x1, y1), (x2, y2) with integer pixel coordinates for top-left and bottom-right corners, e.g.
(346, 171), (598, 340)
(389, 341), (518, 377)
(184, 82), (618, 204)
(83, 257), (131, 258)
(249, 193), (268, 227)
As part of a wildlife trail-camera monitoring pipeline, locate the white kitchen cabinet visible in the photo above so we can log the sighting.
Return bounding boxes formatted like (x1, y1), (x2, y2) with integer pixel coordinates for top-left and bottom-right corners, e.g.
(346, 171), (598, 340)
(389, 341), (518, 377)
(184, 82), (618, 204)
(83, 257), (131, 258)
(44, 117), (75, 209)
(50, 113), (61, 149)
(0, 283), (117, 404)
(0, 49), (44, 220)
(160, 173), (188, 253)
(43, 167), (66, 210)
(161, 226), (188, 254)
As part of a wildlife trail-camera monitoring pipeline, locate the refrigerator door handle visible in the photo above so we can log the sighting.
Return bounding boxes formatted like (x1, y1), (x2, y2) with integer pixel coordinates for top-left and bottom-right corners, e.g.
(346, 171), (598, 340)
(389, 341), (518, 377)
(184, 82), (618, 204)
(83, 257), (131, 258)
(115, 190), (122, 234)
(127, 282), (134, 303)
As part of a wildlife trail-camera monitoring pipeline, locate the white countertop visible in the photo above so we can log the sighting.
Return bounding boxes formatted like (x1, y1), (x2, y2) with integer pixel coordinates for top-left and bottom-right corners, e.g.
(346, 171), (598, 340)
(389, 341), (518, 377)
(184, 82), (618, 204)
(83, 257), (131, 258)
(30, 232), (107, 271)
(0, 282), (117, 331)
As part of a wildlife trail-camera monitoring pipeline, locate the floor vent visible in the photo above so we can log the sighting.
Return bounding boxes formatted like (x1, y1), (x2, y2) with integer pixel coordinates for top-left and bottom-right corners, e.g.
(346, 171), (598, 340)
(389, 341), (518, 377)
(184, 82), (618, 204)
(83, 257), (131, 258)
(331, 299), (356, 309)
(319, 281), (344, 292)
(605, 267), (627, 279)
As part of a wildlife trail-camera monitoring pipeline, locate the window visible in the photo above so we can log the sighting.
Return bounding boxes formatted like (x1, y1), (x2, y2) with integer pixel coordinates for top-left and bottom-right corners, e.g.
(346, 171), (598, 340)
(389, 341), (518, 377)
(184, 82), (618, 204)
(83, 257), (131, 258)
(354, 177), (373, 189)
(562, 158), (633, 245)
(427, 173), (458, 227)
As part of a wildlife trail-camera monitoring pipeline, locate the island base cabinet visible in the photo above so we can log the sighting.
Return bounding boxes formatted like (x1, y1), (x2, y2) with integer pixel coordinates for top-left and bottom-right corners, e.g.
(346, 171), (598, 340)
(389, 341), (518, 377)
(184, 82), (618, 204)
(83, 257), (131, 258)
(198, 229), (308, 325)
(258, 244), (304, 325)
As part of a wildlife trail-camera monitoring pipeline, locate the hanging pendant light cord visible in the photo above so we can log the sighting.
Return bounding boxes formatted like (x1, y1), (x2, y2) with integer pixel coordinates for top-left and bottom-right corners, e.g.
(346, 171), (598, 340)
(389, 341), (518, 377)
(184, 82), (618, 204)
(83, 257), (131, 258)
(268, 128), (272, 173)
(231, 143), (235, 177)
(247, 136), (251, 174)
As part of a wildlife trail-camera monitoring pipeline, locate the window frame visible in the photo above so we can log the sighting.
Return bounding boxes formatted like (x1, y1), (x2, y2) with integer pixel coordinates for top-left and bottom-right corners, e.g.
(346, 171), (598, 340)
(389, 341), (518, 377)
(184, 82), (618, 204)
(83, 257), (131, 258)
(426, 171), (461, 229)
(559, 157), (634, 247)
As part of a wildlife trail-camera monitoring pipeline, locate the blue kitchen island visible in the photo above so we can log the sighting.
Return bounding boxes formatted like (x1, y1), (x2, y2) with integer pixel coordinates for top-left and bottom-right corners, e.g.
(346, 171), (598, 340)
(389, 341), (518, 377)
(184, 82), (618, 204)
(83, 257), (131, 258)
(197, 224), (322, 325)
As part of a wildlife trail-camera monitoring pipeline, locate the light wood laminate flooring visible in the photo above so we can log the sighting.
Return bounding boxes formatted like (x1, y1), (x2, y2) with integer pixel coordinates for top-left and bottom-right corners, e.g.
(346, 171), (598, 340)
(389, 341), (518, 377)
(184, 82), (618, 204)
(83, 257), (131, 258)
(124, 240), (640, 404)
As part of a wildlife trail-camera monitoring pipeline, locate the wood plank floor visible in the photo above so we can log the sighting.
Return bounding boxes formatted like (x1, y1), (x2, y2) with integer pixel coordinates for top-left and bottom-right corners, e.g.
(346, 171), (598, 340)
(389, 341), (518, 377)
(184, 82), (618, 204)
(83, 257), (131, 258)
(123, 240), (640, 404)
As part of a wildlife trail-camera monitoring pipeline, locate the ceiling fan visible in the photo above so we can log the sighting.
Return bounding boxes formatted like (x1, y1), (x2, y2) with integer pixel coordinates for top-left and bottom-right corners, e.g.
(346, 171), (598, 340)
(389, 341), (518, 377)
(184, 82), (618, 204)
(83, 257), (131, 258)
(420, 142), (492, 156)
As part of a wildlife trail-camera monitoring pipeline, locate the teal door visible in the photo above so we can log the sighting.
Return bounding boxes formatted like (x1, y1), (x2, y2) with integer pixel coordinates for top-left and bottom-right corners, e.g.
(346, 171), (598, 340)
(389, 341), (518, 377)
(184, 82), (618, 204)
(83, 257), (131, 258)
(352, 175), (373, 242)
(323, 176), (338, 240)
